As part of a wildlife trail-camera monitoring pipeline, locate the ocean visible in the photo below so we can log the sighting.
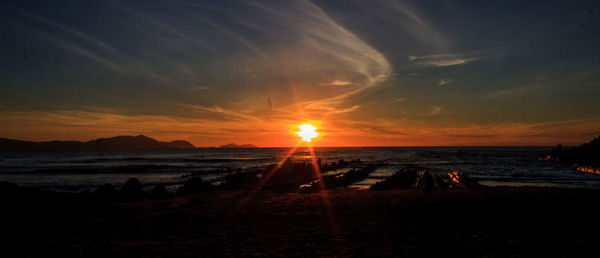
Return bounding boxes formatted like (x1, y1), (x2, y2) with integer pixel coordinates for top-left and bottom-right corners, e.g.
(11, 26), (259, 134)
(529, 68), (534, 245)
(1, 147), (598, 191)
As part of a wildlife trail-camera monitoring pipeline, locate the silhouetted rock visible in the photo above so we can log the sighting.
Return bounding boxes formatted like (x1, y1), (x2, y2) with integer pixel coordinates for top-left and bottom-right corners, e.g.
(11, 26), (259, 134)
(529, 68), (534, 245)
(261, 158), (317, 192)
(544, 135), (600, 173)
(0, 135), (195, 151)
(319, 158), (362, 172)
(1, 181), (111, 248)
(447, 171), (482, 189)
(299, 165), (377, 193)
(219, 170), (260, 190)
(176, 177), (215, 196)
(370, 166), (439, 191)
(259, 158), (376, 192)
(149, 184), (170, 199)
(0, 181), (20, 194)
(94, 184), (118, 201)
(118, 178), (147, 201)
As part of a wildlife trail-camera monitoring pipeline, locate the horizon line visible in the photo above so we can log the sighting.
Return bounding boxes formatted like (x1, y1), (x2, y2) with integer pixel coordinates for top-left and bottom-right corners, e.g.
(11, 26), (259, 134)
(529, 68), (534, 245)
(210, 145), (568, 148)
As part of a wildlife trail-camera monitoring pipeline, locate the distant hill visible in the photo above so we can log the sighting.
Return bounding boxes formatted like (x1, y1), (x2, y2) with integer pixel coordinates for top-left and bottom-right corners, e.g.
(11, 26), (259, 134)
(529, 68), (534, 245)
(0, 135), (195, 151)
(218, 143), (258, 148)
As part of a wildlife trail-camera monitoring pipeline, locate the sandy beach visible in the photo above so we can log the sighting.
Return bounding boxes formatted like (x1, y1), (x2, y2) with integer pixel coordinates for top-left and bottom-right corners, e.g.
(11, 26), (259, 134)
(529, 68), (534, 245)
(4, 186), (600, 257)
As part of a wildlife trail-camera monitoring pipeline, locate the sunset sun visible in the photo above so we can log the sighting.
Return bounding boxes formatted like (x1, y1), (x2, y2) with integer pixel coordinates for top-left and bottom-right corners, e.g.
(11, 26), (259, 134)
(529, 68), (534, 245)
(296, 124), (319, 142)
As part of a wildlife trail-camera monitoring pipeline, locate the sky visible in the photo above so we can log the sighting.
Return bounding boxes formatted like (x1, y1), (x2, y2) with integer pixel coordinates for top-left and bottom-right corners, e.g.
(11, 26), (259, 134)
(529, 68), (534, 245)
(1, 0), (599, 147)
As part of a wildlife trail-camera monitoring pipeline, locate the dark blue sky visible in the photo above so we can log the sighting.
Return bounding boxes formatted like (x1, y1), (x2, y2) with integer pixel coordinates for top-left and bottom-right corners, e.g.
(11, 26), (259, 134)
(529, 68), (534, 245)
(1, 0), (599, 146)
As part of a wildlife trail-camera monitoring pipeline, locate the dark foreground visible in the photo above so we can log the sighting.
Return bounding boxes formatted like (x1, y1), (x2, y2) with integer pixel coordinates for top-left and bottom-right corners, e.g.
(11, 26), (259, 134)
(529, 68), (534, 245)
(3, 187), (600, 257)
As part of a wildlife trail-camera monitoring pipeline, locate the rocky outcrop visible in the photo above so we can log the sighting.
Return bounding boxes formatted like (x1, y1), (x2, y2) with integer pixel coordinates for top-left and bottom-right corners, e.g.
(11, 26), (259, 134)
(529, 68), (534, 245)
(299, 165), (377, 193)
(370, 166), (481, 191)
(543, 135), (600, 174)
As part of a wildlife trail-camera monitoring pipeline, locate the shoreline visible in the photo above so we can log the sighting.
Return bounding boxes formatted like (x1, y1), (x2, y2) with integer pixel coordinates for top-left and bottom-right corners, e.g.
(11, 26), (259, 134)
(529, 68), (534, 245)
(3, 182), (600, 256)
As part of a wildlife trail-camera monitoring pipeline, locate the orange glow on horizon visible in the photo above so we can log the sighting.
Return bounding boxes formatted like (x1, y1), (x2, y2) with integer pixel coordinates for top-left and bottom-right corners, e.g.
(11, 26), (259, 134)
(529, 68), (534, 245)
(1, 110), (598, 147)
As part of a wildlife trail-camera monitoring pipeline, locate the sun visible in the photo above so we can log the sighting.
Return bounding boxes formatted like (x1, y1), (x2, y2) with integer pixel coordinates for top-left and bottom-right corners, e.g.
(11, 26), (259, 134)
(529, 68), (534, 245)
(296, 124), (319, 142)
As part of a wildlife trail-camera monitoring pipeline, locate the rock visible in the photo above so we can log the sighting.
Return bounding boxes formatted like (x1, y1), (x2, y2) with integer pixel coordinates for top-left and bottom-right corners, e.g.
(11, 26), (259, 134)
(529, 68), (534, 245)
(544, 135), (600, 172)
(118, 178), (147, 201)
(94, 184), (117, 201)
(220, 170), (260, 190)
(176, 177), (214, 196)
(447, 171), (482, 189)
(149, 184), (170, 199)
(299, 165), (377, 193)
(261, 159), (315, 192)
(370, 166), (438, 192)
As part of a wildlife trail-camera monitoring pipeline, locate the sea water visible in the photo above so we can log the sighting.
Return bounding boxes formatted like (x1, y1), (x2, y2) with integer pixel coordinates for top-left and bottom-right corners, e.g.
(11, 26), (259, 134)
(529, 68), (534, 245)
(1, 147), (598, 191)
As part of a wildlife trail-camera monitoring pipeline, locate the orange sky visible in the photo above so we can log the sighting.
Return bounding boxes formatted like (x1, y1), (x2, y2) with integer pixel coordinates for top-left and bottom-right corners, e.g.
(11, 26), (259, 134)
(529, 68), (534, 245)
(1, 109), (598, 147)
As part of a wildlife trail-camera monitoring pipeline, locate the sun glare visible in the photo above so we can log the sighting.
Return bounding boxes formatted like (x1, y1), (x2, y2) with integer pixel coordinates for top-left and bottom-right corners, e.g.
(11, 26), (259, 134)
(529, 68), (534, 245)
(296, 124), (319, 142)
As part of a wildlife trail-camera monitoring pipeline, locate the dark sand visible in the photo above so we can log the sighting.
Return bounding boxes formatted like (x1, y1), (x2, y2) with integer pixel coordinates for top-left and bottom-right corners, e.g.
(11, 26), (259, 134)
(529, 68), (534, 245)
(3, 187), (600, 257)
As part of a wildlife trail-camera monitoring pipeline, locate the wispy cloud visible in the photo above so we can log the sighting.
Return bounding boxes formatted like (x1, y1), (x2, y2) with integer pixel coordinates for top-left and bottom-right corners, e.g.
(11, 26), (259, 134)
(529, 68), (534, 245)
(438, 78), (453, 85)
(375, 1), (449, 50)
(281, 0), (391, 110)
(409, 54), (476, 67)
(46, 36), (124, 72)
(0, 3), (120, 55)
(315, 105), (361, 114)
(184, 104), (259, 122)
(1, 4), (124, 72)
(319, 80), (353, 86)
(483, 84), (542, 99)
(429, 106), (443, 116)
(103, 1), (216, 54)
(188, 86), (209, 90)
(483, 67), (600, 99)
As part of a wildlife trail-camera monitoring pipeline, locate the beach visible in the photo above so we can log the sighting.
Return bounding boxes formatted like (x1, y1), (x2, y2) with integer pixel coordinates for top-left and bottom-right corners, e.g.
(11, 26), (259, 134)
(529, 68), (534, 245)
(4, 186), (600, 257)
(3, 145), (600, 256)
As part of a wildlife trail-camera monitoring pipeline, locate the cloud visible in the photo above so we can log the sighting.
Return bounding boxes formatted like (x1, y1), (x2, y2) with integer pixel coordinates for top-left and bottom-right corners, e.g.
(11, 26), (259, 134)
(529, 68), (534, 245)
(409, 54), (476, 67)
(0, 5), (124, 73)
(2, 0), (393, 123)
(330, 105), (361, 114)
(260, 0), (391, 110)
(103, 1), (216, 54)
(429, 106), (443, 116)
(189, 86), (209, 90)
(483, 84), (541, 99)
(185, 104), (259, 122)
(1, 3), (120, 55)
(1, 108), (599, 147)
(319, 80), (353, 86)
(303, 104), (361, 115)
(438, 78), (453, 85)
(483, 68), (600, 99)
(375, 1), (449, 50)
(46, 37), (124, 72)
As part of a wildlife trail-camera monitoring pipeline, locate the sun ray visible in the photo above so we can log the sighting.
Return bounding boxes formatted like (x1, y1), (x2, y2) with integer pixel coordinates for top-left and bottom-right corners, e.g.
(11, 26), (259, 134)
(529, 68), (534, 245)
(307, 142), (343, 251)
(233, 142), (301, 211)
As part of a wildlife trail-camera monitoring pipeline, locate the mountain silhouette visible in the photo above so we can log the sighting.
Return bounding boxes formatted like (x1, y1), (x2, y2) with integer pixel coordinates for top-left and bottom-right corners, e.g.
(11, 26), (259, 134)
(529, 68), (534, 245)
(0, 135), (195, 151)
